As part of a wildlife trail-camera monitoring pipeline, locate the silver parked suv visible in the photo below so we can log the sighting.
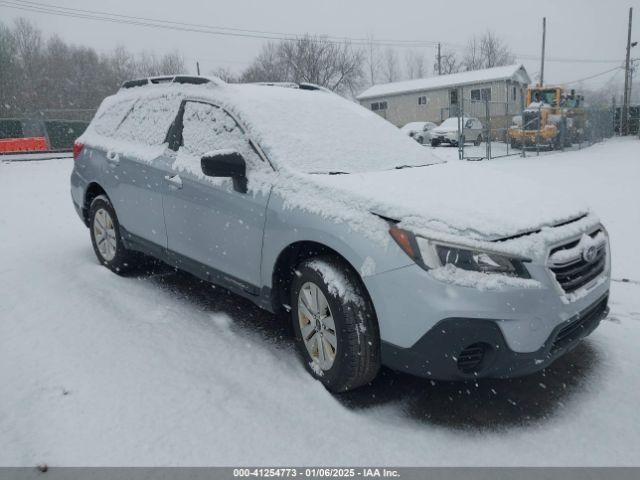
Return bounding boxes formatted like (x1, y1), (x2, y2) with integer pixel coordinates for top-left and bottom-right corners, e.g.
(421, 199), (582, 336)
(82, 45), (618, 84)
(71, 76), (610, 392)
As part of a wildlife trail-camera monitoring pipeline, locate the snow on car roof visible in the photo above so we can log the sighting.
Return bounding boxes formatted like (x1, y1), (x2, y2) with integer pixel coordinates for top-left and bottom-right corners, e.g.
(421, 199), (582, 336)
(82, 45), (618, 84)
(356, 64), (530, 100)
(83, 81), (443, 174)
(400, 122), (427, 131)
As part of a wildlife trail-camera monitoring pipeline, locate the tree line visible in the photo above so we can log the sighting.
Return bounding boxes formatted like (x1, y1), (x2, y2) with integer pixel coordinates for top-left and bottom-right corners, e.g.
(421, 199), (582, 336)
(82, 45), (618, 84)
(0, 17), (518, 118)
(0, 18), (185, 119)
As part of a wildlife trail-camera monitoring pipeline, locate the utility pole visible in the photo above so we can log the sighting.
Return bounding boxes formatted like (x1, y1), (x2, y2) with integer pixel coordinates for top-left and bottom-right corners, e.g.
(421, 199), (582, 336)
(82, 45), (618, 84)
(437, 43), (442, 75)
(539, 17), (546, 86)
(622, 7), (633, 135)
(196, 61), (201, 76)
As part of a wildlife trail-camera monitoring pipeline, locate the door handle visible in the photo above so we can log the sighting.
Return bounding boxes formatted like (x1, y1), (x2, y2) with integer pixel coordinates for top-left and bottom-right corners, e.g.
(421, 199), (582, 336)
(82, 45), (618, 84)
(164, 174), (183, 190)
(106, 151), (120, 165)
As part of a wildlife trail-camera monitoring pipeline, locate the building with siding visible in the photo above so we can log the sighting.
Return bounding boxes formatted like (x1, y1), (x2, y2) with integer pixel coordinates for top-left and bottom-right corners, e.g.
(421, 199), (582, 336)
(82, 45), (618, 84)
(356, 64), (531, 127)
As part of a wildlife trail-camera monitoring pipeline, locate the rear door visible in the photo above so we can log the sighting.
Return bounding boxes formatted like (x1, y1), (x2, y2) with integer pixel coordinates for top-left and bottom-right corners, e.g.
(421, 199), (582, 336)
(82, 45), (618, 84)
(102, 94), (181, 251)
(162, 100), (272, 290)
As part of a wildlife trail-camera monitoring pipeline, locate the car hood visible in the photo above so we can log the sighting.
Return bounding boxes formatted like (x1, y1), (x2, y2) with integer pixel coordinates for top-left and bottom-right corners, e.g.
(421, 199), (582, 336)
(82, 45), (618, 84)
(432, 125), (459, 134)
(307, 162), (590, 241)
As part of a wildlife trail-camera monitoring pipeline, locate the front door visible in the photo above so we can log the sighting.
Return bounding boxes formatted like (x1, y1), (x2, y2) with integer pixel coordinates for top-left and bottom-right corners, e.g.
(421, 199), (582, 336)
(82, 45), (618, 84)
(162, 100), (271, 290)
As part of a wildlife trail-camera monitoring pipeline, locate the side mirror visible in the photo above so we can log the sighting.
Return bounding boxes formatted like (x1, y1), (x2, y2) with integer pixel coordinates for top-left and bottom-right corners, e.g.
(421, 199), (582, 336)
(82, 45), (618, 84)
(201, 150), (247, 193)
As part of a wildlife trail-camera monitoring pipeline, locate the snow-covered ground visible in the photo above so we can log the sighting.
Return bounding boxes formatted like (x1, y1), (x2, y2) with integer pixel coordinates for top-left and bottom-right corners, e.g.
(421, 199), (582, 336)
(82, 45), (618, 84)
(1, 138), (639, 466)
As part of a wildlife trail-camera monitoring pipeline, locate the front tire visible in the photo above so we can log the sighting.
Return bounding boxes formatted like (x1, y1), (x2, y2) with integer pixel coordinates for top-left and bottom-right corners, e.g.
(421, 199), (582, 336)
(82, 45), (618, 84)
(89, 195), (140, 274)
(291, 256), (380, 392)
(474, 134), (482, 146)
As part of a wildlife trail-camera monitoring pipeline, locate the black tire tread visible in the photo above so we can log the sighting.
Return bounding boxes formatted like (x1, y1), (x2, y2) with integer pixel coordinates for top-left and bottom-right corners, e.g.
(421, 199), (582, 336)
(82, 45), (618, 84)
(89, 195), (141, 275)
(292, 255), (380, 392)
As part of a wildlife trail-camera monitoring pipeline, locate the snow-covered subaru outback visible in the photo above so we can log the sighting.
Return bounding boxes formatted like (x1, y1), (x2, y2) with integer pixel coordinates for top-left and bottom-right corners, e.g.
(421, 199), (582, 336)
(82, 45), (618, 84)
(70, 75), (610, 392)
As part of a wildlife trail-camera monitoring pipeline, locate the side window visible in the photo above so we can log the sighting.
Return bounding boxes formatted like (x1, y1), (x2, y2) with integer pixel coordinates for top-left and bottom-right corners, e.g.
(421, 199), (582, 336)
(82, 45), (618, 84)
(175, 101), (261, 177)
(181, 101), (246, 156)
(91, 98), (135, 138)
(115, 95), (180, 146)
(465, 119), (473, 129)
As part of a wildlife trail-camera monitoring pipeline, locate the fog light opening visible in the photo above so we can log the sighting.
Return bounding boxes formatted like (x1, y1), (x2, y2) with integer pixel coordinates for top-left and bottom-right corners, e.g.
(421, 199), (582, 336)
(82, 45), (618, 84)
(457, 342), (491, 374)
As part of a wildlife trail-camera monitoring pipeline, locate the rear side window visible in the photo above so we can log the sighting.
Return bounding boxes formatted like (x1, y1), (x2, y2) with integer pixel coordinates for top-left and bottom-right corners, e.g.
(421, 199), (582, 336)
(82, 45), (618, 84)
(115, 95), (180, 146)
(92, 98), (135, 137)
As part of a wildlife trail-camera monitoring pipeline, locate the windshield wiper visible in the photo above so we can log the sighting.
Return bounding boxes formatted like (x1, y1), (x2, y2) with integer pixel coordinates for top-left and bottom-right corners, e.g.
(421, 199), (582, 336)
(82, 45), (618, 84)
(309, 171), (350, 175)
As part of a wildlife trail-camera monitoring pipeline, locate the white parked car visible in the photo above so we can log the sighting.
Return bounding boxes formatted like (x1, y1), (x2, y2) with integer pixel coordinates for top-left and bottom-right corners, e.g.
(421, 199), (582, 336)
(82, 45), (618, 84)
(400, 121), (437, 144)
(430, 117), (483, 147)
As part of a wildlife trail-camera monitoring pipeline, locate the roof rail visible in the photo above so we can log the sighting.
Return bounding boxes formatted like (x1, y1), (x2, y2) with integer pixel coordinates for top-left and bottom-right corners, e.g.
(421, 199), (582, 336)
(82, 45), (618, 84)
(120, 75), (223, 90)
(252, 81), (330, 92)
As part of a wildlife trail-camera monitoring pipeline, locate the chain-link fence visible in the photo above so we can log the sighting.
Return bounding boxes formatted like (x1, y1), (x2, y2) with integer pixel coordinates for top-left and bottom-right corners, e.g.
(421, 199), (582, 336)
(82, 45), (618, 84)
(433, 87), (617, 161)
(613, 105), (640, 136)
(0, 109), (94, 153)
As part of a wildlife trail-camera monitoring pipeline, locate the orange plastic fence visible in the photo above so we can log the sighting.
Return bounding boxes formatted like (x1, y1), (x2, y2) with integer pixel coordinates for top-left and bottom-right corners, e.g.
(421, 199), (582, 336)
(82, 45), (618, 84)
(0, 137), (49, 153)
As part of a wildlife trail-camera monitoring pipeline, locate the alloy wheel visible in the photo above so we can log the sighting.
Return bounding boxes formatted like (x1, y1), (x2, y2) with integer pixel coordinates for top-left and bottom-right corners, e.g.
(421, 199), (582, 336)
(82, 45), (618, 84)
(93, 208), (117, 262)
(298, 281), (337, 371)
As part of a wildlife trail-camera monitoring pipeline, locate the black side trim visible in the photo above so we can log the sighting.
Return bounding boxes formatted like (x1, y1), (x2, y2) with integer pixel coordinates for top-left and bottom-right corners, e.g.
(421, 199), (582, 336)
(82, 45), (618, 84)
(119, 227), (274, 312)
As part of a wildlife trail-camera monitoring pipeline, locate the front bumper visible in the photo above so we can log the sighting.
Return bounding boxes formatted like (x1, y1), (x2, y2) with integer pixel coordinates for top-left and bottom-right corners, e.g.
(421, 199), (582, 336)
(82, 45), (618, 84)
(363, 252), (611, 381)
(381, 293), (608, 380)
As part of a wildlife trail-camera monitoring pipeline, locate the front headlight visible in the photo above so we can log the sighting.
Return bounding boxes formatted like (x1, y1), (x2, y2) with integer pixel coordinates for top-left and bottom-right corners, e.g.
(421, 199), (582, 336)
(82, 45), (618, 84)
(389, 227), (530, 278)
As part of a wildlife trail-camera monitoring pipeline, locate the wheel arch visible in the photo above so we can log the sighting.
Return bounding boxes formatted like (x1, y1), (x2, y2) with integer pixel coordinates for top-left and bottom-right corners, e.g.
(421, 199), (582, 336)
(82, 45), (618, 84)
(270, 240), (375, 317)
(82, 182), (109, 226)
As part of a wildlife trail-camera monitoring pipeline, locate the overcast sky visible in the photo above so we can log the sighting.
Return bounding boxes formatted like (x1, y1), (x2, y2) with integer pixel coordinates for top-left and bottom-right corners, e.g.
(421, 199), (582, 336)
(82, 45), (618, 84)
(2, 0), (639, 93)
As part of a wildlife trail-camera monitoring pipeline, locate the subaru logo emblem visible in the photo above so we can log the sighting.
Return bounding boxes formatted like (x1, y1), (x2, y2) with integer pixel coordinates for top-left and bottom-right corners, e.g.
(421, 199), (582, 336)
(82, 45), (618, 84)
(583, 245), (598, 263)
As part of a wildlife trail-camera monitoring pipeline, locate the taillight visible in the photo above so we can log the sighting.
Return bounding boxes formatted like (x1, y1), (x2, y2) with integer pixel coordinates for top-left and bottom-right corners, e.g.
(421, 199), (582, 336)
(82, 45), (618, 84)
(73, 141), (84, 160)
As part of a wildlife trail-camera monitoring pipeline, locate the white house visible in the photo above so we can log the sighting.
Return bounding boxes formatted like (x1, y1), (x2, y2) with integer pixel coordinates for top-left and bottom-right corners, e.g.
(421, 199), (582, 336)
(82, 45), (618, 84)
(356, 64), (531, 127)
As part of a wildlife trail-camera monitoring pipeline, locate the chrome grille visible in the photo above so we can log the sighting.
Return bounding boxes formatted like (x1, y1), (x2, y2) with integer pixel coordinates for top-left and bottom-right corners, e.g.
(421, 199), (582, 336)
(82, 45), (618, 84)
(549, 229), (607, 294)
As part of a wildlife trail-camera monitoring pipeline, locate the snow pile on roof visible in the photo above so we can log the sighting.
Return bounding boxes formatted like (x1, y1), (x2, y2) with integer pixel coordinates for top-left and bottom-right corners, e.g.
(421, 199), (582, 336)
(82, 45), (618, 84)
(357, 64), (530, 100)
(80, 82), (442, 174)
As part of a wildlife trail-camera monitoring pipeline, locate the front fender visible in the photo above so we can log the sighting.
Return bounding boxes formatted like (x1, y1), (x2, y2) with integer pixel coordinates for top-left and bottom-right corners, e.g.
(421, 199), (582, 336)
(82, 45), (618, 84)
(260, 194), (413, 289)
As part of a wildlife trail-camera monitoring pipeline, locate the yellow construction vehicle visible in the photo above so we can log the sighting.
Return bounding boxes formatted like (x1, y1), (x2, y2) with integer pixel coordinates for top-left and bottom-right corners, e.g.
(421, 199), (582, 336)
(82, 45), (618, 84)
(508, 86), (584, 149)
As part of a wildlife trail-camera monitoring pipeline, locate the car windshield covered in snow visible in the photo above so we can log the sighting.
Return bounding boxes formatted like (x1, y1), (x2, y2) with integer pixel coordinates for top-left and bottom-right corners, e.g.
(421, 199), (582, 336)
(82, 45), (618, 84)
(224, 84), (442, 174)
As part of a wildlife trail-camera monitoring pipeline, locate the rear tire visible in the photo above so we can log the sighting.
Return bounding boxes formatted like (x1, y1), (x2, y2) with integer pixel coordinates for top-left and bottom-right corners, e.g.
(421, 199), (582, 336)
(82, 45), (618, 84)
(89, 195), (141, 274)
(431, 139), (440, 147)
(290, 256), (380, 392)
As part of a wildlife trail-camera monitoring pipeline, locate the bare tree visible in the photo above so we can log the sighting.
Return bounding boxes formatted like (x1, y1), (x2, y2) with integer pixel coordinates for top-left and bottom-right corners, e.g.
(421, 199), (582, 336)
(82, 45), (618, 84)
(381, 48), (400, 83)
(133, 50), (185, 77)
(240, 35), (364, 96)
(462, 31), (515, 70)
(434, 49), (460, 75)
(240, 42), (290, 84)
(0, 17), (191, 118)
(363, 35), (381, 86)
(211, 66), (238, 83)
(0, 22), (18, 115)
(405, 50), (427, 79)
(11, 18), (44, 111)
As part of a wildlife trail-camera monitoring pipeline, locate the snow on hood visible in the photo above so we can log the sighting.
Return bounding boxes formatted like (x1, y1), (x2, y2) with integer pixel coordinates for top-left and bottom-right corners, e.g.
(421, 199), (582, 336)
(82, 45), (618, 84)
(432, 118), (471, 134)
(306, 162), (590, 242)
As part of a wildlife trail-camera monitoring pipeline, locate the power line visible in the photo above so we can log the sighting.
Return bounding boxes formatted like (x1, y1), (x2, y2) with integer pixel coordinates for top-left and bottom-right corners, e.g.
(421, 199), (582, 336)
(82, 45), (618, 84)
(562, 65), (623, 85)
(0, 0), (443, 48)
(0, 0), (629, 64)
